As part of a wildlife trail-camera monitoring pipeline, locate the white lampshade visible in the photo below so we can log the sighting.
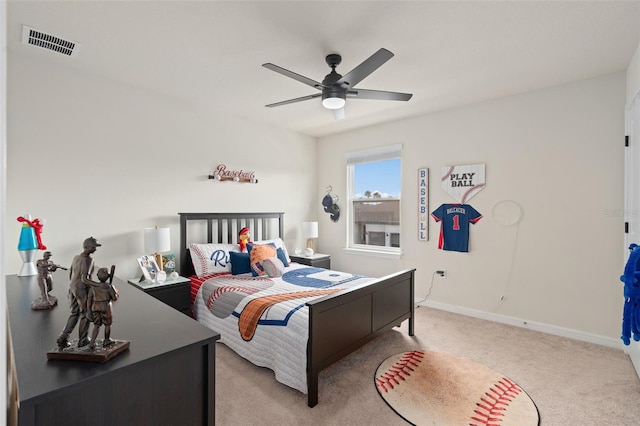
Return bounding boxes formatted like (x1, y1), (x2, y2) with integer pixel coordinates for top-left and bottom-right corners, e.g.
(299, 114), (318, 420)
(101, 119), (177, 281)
(302, 222), (318, 239)
(144, 227), (171, 254)
(332, 107), (345, 120)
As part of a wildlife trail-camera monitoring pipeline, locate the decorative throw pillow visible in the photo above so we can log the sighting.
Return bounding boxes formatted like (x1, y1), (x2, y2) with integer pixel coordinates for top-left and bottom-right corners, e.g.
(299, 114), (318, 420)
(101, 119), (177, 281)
(275, 248), (290, 267)
(249, 244), (277, 276)
(189, 243), (239, 278)
(261, 257), (286, 278)
(247, 243), (290, 267)
(251, 238), (291, 263)
(229, 251), (252, 275)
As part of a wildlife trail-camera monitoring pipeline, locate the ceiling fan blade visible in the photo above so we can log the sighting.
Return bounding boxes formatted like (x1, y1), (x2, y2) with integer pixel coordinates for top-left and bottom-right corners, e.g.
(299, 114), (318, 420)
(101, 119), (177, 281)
(265, 93), (322, 108)
(347, 88), (413, 101)
(332, 107), (345, 120)
(336, 48), (394, 88)
(262, 63), (325, 90)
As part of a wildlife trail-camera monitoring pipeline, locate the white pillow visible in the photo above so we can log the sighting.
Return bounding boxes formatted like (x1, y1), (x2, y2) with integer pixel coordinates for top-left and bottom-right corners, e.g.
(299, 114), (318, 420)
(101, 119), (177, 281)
(189, 243), (239, 278)
(261, 256), (286, 278)
(251, 238), (291, 262)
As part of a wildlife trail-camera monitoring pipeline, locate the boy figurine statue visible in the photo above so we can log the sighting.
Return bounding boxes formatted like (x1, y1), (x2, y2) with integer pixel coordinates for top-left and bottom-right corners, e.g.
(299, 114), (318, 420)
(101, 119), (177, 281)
(88, 266), (119, 350)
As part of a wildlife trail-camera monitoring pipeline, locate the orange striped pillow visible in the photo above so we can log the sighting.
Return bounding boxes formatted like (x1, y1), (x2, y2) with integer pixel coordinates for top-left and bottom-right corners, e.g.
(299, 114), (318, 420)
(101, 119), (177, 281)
(249, 244), (277, 276)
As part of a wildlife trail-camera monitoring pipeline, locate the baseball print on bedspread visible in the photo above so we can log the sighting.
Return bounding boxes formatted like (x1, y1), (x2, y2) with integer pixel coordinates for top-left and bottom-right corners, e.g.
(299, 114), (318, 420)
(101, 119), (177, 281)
(201, 267), (365, 341)
(431, 203), (482, 252)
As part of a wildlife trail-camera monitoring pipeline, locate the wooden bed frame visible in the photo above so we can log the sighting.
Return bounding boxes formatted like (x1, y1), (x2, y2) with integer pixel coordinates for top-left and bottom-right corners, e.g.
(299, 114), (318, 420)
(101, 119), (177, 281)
(179, 212), (415, 407)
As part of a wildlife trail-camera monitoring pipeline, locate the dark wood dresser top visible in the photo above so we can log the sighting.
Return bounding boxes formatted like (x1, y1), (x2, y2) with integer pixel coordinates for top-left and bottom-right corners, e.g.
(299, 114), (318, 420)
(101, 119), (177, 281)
(6, 271), (219, 407)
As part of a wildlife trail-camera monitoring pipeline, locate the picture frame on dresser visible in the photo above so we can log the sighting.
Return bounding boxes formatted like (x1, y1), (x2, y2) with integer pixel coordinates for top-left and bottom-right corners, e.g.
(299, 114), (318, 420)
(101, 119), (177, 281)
(162, 253), (176, 274)
(137, 254), (159, 282)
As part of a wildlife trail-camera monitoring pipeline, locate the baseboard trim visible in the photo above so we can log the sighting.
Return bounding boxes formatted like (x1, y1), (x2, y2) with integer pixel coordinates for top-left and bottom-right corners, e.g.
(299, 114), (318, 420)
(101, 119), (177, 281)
(626, 341), (640, 377)
(417, 299), (622, 349)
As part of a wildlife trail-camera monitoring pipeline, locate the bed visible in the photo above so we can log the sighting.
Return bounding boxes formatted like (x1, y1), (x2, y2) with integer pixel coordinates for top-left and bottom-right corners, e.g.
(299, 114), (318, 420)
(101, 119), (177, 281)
(179, 212), (415, 407)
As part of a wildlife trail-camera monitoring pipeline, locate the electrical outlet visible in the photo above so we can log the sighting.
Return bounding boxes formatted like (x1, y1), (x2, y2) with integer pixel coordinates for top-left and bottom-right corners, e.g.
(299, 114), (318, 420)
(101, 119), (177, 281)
(436, 269), (446, 279)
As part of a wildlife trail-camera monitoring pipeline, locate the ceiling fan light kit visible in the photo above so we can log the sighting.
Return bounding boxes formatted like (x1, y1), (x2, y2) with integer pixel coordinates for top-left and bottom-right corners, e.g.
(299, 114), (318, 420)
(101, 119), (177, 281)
(321, 95), (345, 110)
(263, 48), (412, 119)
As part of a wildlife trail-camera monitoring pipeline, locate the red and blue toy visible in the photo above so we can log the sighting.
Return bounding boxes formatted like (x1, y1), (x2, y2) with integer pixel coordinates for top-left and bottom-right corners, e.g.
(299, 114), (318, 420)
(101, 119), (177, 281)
(238, 227), (252, 252)
(16, 214), (47, 276)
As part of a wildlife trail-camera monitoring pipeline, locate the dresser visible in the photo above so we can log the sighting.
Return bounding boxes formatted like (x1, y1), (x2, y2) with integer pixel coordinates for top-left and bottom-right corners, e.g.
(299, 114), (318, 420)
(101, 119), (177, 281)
(6, 272), (219, 426)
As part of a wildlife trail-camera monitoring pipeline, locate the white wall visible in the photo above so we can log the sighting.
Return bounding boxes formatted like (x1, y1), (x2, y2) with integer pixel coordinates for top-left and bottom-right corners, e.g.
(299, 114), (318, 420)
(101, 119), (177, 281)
(1, 0), (9, 421)
(627, 41), (640, 103)
(5, 51), (317, 280)
(318, 72), (626, 344)
(625, 37), (640, 376)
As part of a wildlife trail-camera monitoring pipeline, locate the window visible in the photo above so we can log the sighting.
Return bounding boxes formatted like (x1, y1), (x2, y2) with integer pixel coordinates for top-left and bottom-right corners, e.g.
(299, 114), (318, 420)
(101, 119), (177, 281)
(346, 145), (402, 255)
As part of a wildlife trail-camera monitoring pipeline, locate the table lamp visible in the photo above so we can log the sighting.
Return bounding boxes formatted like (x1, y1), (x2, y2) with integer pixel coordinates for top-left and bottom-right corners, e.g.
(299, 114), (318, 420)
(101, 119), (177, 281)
(144, 226), (171, 271)
(302, 221), (318, 256)
(17, 214), (46, 276)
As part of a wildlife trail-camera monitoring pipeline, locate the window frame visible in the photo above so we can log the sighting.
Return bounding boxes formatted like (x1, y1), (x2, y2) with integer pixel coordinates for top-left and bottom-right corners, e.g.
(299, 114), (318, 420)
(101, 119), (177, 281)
(345, 144), (403, 258)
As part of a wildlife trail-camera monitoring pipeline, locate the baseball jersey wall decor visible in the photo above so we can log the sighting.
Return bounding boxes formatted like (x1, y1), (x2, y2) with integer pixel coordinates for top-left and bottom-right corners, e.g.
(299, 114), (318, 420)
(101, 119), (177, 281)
(431, 203), (482, 252)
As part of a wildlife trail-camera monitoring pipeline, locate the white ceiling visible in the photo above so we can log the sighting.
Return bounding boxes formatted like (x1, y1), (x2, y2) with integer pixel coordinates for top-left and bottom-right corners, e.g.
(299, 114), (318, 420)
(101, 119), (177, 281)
(7, 1), (640, 138)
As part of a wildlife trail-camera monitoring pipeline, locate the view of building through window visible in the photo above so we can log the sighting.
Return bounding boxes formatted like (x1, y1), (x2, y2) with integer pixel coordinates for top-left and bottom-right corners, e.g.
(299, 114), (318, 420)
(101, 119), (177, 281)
(349, 154), (401, 250)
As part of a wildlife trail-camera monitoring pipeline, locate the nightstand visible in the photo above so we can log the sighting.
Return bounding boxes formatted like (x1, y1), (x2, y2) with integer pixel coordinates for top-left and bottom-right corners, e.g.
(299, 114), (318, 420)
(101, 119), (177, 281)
(128, 275), (191, 316)
(290, 253), (331, 269)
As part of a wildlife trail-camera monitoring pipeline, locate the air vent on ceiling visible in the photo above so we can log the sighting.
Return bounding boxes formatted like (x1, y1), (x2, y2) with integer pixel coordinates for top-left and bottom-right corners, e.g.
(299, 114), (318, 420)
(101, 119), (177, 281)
(21, 25), (81, 57)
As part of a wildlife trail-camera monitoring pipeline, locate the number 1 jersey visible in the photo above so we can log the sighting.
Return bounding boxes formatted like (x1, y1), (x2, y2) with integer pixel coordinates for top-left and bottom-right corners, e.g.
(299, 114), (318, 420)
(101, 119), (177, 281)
(431, 203), (482, 252)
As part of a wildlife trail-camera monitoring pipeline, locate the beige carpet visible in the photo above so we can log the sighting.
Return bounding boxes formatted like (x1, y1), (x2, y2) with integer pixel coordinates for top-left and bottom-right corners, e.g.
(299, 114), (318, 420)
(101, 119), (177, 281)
(375, 350), (539, 425)
(214, 306), (640, 425)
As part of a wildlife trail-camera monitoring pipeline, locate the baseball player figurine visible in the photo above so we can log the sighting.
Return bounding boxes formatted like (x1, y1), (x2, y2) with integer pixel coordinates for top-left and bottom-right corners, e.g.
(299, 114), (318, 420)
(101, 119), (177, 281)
(431, 203), (482, 252)
(88, 266), (119, 350)
(32, 251), (67, 310)
(56, 237), (102, 349)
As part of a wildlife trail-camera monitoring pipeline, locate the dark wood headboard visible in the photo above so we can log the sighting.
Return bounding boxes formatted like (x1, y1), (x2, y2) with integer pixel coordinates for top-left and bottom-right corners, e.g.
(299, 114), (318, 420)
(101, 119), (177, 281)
(178, 212), (284, 276)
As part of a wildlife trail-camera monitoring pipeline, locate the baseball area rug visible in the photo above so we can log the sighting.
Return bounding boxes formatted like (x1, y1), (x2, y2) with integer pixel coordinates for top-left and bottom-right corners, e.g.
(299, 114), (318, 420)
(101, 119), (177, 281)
(374, 350), (539, 425)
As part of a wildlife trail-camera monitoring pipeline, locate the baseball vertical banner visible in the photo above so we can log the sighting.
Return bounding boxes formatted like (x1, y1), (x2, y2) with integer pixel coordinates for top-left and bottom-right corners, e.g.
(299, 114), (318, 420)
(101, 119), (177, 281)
(418, 168), (429, 241)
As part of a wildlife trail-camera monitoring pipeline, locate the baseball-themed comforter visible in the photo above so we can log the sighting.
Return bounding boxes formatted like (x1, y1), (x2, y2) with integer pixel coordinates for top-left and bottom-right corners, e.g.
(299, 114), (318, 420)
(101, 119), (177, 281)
(192, 262), (373, 394)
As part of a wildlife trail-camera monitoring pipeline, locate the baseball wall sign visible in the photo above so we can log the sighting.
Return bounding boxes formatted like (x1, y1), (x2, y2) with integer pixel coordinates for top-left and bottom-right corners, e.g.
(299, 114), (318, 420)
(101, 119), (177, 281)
(208, 164), (258, 183)
(441, 163), (486, 203)
(418, 168), (428, 241)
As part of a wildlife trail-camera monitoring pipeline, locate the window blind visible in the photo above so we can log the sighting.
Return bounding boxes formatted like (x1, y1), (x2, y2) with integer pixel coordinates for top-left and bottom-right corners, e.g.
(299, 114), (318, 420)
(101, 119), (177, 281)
(346, 144), (402, 165)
